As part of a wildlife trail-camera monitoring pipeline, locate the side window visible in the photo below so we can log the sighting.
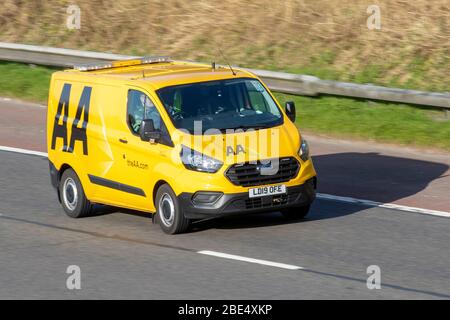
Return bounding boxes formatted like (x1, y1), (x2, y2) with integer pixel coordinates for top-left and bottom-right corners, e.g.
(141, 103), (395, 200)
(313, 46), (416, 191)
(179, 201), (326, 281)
(127, 90), (162, 134)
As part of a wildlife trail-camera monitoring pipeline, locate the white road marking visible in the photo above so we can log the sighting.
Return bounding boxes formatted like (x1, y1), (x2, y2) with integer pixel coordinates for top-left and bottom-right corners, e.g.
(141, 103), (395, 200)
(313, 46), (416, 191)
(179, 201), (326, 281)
(1, 144), (449, 218)
(0, 145), (47, 158)
(0, 97), (46, 109)
(317, 193), (450, 218)
(198, 250), (303, 270)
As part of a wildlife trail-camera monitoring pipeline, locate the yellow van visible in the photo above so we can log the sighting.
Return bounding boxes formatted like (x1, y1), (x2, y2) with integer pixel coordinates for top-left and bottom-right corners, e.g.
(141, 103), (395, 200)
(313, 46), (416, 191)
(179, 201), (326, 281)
(47, 57), (317, 234)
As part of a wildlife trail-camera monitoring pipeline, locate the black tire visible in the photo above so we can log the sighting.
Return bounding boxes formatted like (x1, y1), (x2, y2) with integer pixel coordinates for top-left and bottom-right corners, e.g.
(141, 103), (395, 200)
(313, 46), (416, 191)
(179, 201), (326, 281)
(155, 184), (190, 234)
(59, 168), (92, 218)
(281, 205), (311, 220)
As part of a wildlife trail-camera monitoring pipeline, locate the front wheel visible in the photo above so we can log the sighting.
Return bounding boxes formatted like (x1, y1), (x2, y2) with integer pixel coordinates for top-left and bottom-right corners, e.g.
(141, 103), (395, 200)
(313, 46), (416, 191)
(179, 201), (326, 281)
(59, 168), (92, 218)
(155, 184), (190, 234)
(281, 205), (311, 220)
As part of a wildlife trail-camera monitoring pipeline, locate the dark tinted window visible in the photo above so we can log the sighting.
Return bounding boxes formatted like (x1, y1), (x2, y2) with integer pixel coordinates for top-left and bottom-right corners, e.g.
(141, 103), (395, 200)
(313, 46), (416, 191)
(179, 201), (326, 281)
(157, 78), (283, 134)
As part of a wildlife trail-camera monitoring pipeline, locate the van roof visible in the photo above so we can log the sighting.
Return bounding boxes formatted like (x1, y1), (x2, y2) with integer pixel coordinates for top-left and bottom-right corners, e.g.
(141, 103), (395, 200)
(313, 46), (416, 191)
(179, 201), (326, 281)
(64, 60), (256, 90)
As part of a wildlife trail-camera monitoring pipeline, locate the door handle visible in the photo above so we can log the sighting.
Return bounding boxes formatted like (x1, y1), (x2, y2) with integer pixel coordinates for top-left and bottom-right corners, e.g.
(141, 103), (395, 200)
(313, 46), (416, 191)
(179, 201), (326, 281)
(119, 138), (128, 144)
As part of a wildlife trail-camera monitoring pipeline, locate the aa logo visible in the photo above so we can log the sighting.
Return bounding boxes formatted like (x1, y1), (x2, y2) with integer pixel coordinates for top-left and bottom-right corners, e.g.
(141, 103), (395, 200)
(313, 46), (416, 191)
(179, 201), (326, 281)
(51, 84), (92, 155)
(226, 145), (246, 156)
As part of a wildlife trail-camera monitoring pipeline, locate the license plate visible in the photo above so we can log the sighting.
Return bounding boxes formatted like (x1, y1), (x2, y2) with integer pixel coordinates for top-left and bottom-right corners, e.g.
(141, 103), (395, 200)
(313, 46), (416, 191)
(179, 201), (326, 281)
(249, 185), (286, 198)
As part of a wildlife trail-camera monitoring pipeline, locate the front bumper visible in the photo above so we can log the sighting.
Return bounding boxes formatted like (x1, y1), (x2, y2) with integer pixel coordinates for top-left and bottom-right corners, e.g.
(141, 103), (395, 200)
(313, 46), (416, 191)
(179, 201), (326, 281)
(178, 178), (317, 219)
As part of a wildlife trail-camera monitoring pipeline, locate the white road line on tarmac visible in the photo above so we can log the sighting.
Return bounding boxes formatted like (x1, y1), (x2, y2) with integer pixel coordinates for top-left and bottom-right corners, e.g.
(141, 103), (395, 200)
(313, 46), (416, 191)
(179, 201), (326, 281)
(317, 193), (450, 218)
(0, 211), (300, 271)
(198, 250), (303, 270)
(33, 104), (47, 109)
(0, 97), (46, 108)
(1, 145), (449, 218)
(0, 145), (48, 158)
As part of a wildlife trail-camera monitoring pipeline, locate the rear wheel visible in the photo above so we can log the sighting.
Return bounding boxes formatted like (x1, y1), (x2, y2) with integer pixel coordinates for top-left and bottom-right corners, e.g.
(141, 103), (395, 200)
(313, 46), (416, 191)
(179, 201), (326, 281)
(59, 168), (92, 218)
(155, 184), (190, 234)
(281, 205), (311, 220)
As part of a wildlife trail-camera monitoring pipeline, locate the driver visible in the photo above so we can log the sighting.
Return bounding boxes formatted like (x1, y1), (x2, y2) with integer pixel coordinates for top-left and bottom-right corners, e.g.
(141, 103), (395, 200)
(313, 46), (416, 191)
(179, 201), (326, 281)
(129, 96), (144, 132)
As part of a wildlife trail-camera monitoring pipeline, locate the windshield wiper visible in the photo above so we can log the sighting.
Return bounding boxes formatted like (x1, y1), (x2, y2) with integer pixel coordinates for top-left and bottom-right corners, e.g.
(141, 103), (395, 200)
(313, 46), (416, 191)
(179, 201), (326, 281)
(219, 124), (272, 131)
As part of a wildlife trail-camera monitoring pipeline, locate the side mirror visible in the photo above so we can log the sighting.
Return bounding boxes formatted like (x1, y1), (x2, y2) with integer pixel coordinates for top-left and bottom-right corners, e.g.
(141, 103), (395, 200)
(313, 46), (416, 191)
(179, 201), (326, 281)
(285, 101), (296, 123)
(139, 119), (161, 143)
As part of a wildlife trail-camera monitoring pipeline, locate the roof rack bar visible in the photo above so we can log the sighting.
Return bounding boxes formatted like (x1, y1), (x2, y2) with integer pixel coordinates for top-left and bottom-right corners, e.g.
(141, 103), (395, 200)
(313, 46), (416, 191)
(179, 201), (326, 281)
(140, 56), (171, 64)
(74, 61), (114, 71)
(74, 56), (171, 71)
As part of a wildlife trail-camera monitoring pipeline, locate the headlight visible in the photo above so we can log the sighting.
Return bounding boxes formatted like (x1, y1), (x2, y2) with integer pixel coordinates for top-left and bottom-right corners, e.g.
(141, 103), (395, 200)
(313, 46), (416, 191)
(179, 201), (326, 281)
(298, 139), (310, 161)
(180, 146), (223, 173)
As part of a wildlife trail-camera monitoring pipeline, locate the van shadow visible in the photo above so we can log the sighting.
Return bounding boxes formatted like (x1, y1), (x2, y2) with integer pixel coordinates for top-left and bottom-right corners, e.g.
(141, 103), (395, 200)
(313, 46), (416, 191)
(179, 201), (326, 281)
(313, 152), (449, 204)
(191, 152), (449, 231)
(89, 152), (449, 231)
(88, 205), (149, 218)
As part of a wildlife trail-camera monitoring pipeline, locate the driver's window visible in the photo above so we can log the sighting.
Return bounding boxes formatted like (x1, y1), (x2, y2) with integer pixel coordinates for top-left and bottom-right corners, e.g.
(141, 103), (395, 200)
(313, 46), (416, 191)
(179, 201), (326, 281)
(127, 90), (162, 134)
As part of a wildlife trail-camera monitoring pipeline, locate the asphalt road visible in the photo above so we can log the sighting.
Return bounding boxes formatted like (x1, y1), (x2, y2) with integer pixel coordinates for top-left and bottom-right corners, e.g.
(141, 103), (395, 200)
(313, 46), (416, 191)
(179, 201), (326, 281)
(1, 150), (449, 299)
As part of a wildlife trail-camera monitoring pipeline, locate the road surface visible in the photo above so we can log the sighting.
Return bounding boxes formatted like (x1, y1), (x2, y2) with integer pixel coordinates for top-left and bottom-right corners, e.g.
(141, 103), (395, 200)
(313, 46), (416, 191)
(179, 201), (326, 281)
(0, 98), (449, 299)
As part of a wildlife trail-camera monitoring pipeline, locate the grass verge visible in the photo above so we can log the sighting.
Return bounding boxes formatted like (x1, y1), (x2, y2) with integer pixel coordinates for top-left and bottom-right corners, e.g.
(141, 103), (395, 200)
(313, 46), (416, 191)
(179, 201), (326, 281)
(275, 93), (450, 151)
(0, 62), (56, 103)
(0, 62), (448, 151)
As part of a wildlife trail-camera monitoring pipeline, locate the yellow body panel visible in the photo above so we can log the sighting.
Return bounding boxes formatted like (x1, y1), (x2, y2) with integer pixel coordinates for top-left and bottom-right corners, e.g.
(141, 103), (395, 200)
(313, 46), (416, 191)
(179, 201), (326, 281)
(47, 61), (316, 213)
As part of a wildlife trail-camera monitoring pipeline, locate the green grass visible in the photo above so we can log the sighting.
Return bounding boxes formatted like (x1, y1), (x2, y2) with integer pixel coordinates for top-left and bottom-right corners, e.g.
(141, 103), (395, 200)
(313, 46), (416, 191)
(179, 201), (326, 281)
(0, 62), (448, 151)
(275, 93), (450, 151)
(0, 62), (56, 102)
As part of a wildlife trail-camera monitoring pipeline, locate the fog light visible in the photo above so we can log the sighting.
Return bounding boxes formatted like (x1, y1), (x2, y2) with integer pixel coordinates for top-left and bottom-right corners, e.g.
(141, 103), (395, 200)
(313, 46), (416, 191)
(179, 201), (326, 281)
(192, 192), (223, 205)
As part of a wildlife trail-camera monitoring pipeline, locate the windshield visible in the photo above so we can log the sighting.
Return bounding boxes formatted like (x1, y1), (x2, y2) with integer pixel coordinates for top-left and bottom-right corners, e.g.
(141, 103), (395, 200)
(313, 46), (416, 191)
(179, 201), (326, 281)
(156, 78), (283, 134)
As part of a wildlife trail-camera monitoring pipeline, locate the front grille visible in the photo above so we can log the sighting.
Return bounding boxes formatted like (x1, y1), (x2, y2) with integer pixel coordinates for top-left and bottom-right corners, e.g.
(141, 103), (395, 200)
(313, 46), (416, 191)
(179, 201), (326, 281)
(244, 192), (301, 209)
(225, 157), (300, 187)
(245, 194), (287, 209)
